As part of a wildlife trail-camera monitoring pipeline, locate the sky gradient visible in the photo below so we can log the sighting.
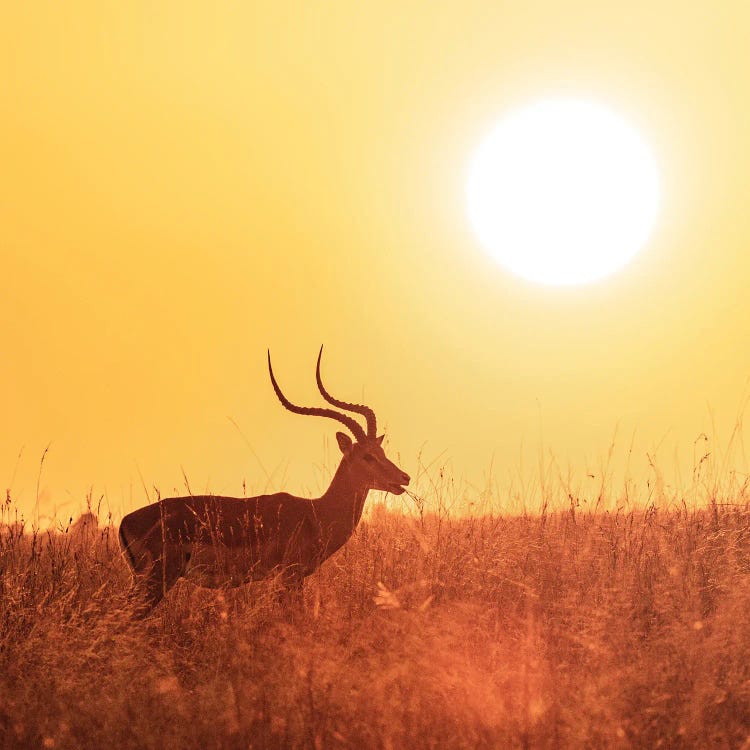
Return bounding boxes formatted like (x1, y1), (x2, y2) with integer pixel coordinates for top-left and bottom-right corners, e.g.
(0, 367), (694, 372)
(3, 1), (750, 520)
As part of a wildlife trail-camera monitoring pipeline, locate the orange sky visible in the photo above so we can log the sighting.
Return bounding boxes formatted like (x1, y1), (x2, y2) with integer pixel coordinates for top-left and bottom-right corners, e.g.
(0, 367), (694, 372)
(3, 2), (750, 521)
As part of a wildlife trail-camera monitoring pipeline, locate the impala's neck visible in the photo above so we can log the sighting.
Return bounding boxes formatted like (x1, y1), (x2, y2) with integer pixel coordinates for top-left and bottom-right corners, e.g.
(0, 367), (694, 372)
(317, 459), (369, 550)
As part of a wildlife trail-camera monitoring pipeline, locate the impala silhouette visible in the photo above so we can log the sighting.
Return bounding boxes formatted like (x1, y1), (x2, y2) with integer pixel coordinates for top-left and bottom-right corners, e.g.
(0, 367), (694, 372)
(119, 347), (410, 613)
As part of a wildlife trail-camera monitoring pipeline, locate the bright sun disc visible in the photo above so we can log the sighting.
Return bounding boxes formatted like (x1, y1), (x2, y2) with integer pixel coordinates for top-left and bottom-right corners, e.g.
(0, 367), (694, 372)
(466, 99), (661, 285)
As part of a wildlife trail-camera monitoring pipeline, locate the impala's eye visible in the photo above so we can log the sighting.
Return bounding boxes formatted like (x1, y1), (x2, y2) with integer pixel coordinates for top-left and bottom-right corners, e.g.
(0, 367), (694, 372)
(363, 454), (375, 463)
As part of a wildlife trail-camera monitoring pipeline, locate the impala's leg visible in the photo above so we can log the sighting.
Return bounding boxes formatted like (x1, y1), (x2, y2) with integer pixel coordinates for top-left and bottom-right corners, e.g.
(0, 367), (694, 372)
(120, 524), (185, 616)
(137, 548), (185, 614)
(120, 522), (156, 613)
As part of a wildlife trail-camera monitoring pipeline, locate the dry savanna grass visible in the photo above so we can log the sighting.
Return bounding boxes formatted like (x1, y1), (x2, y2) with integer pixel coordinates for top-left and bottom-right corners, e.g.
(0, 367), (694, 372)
(2, 474), (750, 749)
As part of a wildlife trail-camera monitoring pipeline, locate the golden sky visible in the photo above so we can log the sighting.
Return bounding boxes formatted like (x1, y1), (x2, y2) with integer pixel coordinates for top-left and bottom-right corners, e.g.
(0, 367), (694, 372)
(3, 1), (750, 519)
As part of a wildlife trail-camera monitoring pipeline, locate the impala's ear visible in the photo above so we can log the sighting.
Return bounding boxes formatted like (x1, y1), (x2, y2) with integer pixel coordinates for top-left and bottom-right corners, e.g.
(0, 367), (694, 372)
(336, 432), (354, 454)
(376, 434), (385, 445)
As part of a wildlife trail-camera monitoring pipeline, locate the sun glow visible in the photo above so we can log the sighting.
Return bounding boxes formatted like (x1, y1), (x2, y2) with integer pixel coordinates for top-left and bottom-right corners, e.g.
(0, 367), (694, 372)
(466, 99), (661, 285)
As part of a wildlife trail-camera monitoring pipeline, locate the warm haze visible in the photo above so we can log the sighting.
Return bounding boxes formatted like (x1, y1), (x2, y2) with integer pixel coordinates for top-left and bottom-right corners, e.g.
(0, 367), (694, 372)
(3, 2), (750, 520)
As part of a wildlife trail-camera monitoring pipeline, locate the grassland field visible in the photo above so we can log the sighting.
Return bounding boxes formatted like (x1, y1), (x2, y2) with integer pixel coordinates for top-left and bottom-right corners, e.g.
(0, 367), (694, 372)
(2, 467), (750, 750)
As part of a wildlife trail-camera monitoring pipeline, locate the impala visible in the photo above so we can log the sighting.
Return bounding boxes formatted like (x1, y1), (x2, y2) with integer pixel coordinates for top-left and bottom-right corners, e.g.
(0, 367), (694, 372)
(119, 347), (410, 613)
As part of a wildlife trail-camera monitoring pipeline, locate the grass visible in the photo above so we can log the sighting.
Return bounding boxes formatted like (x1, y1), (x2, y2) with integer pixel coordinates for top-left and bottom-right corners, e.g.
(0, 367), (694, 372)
(3, 473), (750, 749)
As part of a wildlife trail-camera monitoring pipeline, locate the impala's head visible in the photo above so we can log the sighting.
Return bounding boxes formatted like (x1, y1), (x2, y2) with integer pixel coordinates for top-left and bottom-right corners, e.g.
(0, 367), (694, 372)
(334, 432), (410, 494)
(267, 346), (410, 495)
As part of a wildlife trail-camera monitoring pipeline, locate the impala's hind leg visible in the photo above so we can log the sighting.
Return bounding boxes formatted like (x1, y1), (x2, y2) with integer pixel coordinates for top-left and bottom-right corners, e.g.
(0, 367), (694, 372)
(120, 525), (185, 616)
(137, 551), (185, 615)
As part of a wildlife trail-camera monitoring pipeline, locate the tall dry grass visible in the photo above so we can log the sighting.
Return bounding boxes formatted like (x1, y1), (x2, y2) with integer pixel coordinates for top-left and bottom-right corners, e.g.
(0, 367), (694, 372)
(2, 476), (750, 749)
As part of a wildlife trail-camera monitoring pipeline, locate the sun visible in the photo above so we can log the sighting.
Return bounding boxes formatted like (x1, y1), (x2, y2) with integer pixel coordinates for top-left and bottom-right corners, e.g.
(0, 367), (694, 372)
(466, 98), (661, 286)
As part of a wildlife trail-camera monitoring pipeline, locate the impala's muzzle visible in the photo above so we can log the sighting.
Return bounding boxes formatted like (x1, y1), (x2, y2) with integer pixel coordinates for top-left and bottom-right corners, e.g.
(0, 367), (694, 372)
(386, 471), (410, 495)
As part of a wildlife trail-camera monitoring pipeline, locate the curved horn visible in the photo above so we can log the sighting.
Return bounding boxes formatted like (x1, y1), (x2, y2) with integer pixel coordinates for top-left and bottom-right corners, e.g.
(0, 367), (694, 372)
(316, 345), (377, 438)
(268, 351), (367, 442)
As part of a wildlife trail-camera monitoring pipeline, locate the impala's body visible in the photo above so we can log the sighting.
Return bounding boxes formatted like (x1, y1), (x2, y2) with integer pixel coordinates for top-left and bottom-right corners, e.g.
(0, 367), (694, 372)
(119, 348), (409, 612)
